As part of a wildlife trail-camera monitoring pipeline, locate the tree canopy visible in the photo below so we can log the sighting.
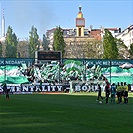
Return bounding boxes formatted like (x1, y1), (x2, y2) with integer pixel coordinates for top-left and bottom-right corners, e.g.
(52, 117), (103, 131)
(53, 26), (66, 57)
(0, 41), (2, 57)
(115, 38), (129, 59)
(29, 26), (40, 58)
(85, 39), (103, 59)
(103, 29), (118, 59)
(5, 26), (18, 57)
(42, 34), (50, 51)
(129, 43), (133, 58)
(18, 39), (29, 58)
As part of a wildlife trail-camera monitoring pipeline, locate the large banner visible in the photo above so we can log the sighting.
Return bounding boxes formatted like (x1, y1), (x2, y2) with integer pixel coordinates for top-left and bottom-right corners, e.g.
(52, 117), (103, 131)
(0, 83), (69, 93)
(0, 58), (133, 86)
(70, 80), (106, 92)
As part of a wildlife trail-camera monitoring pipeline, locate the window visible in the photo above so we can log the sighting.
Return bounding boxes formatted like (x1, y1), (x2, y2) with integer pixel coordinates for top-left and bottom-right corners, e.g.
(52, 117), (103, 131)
(114, 30), (118, 33)
(79, 28), (81, 36)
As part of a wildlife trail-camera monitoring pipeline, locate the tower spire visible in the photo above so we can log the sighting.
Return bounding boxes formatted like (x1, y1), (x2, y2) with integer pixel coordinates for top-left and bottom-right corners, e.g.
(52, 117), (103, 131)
(76, 5), (85, 37)
(79, 4), (82, 12)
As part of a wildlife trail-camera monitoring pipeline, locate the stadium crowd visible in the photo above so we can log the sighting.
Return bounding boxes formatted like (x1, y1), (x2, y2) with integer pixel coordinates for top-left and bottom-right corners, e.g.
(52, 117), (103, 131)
(0, 61), (131, 104)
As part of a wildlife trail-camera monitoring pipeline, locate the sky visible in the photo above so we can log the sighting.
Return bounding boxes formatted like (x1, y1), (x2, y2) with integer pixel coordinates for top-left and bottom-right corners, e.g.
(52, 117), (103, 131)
(0, 0), (133, 40)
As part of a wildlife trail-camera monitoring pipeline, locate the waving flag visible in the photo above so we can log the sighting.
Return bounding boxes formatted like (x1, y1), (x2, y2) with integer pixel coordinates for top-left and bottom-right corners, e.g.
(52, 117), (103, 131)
(0, 65), (29, 84)
(119, 62), (133, 69)
(63, 60), (83, 74)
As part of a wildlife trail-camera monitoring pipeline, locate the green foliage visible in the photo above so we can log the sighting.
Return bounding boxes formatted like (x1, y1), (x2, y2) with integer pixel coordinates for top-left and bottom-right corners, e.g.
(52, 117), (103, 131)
(17, 40), (29, 58)
(29, 26), (40, 58)
(115, 38), (129, 59)
(86, 39), (103, 59)
(53, 26), (66, 57)
(129, 43), (133, 58)
(0, 41), (6, 57)
(103, 29), (118, 59)
(42, 34), (50, 50)
(0, 42), (2, 57)
(5, 26), (18, 57)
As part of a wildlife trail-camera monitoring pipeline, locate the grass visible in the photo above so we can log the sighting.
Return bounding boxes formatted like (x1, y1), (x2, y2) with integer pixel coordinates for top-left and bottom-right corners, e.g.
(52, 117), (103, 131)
(0, 92), (133, 133)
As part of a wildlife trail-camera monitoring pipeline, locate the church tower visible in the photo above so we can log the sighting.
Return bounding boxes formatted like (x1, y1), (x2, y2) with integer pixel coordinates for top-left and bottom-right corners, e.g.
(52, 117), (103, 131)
(76, 5), (85, 37)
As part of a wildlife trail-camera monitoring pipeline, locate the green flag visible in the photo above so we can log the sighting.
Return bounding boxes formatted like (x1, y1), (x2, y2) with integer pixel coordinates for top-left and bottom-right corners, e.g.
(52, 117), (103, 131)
(0, 65), (29, 84)
(64, 60), (83, 74)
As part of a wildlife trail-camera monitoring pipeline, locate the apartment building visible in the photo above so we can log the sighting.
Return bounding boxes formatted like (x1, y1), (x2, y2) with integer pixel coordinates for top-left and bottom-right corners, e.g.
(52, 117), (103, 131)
(116, 24), (133, 49)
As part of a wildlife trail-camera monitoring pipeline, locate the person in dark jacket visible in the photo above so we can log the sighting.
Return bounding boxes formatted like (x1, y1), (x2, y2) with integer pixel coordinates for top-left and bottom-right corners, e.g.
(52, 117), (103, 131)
(105, 82), (110, 104)
(96, 84), (103, 102)
(3, 83), (10, 100)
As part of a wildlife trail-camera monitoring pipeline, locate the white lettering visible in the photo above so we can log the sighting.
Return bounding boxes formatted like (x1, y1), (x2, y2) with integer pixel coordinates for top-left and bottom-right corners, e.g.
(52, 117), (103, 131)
(47, 86), (51, 91)
(10, 86), (15, 91)
(82, 85), (88, 91)
(29, 86), (34, 91)
(57, 86), (62, 91)
(16, 86), (21, 91)
(96, 61), (102, 65)
(51, 86), (56, 91)
(22, 86), (28, 91)
(75, 85), (81, 92)
(0, 60), (4, 65)
(42, 86), (47, 91)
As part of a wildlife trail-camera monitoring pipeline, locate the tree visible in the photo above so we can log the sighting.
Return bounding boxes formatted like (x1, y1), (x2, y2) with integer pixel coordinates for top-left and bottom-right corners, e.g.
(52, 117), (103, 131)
(129, 43), (133, 58)
(17, 39), (29, 58)
(0, 42), (2, 57)
(5, 26), (18, 57)
(53, 26), (66, 57)
(85, 39), (103, 59)
(115, 38), (130, 59)
(0, 41), (6, 57)
(42, 34), (50, 50)
(103, 29), (118, 59)
(29, 26), (40, 58)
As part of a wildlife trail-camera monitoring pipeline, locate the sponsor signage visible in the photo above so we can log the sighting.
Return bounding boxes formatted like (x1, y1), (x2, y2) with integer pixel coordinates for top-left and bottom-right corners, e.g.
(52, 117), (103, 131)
(71, 81), (105, 92)
(85, 59), (133, 67)
(0, 58), (33, 66)
(0, 84), (67, 92)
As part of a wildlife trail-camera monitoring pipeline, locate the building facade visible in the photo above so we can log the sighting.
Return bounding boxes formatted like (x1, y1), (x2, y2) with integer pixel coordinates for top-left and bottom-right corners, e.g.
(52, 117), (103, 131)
(116, 24), (133, 49)
(46, 5), (121, 58)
